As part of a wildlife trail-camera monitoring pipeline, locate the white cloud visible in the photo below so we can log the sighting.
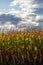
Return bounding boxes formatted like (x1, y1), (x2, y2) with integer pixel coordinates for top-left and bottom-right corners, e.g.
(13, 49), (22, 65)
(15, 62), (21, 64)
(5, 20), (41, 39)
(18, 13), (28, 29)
(9, 0), (36, 18)
(0, 12), (2, 14)
(0, 21), (17, 32)
(0, 12), (3, 15)
(36, 15), (43, 21)
(9, 0), (43, 18)
(10, 0), (33, 7)
(17, 18), (39, 30)
(8, 8), (20, 16)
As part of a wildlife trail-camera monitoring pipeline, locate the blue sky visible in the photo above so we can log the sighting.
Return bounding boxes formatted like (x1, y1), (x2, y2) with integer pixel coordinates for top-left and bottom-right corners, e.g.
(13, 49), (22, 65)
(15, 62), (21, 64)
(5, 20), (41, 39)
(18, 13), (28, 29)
(0, 0), (43, 32)
(0, 0), (12, 12)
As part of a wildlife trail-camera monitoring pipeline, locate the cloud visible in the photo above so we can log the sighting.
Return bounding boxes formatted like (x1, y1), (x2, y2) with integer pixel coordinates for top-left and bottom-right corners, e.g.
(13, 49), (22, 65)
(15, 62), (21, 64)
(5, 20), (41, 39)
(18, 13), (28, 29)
(35, 15), (43, 29)
(36, 15), (43, 21)
(0, 12), (2, 14)
(0, 0), (43, 32)
(10, 0), (43, 8)
(9, 0), (43, 28)
(0, 12), (4, 15)
(17, 18), (39, 29)
(9, 0), (37, 18)
(0, 14), (22, 32)
(0, 21), (17, 32)
(0, 14), (22, 24)
(0, 14), (39, 32)
(9, 0), (43, 21)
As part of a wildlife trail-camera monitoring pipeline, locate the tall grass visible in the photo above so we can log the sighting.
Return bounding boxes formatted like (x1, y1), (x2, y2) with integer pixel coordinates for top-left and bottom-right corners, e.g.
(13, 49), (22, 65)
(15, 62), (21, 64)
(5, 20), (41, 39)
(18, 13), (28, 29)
(0, 29), (43, 65)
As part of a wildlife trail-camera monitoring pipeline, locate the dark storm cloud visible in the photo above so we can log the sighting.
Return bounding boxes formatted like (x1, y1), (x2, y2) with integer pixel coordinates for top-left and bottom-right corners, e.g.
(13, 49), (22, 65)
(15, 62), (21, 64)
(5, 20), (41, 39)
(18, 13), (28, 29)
(37, 19), (43, 23)
(34, 8), (43, 15)
(34, 0), (43, 3)
(0, 14), (22, 24)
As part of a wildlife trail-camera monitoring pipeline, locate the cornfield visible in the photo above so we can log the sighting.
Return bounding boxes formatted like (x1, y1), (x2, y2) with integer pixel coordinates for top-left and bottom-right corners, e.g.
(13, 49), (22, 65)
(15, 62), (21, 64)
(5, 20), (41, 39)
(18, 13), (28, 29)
(0, 29), (43, 65)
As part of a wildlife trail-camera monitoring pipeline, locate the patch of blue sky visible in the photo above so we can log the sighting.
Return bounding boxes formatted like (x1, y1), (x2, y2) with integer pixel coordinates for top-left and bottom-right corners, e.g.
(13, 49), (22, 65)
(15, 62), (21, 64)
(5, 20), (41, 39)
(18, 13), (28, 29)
(0, 0), (12, 12)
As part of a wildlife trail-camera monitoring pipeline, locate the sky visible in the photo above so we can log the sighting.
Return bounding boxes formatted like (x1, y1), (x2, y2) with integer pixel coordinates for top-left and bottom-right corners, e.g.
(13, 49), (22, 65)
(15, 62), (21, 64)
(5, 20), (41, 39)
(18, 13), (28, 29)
(0, 0), (43, 32)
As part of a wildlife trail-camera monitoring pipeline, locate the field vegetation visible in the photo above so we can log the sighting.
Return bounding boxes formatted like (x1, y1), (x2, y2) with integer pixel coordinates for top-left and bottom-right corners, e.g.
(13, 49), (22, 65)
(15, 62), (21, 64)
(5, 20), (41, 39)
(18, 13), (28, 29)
(0, 29), (43, 65)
